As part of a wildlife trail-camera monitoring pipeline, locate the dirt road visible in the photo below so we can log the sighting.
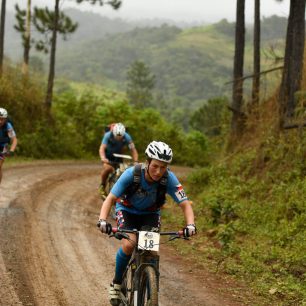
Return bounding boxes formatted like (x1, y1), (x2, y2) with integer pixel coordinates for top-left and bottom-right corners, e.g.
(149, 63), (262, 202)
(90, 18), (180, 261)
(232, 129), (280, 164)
(0, 162), (247, 306)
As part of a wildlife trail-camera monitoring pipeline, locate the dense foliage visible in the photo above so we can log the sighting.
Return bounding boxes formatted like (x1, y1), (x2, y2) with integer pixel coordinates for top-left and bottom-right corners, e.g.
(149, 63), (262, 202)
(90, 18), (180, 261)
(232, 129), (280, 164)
(163, 99), (306, 304)
(0, 67), (209, 166)
(188, 133), (306, 305)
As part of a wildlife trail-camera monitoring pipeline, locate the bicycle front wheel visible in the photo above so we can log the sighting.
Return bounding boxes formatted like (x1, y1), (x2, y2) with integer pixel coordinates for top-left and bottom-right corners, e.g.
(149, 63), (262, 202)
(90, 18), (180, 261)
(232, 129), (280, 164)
(138, 266), (158, 306)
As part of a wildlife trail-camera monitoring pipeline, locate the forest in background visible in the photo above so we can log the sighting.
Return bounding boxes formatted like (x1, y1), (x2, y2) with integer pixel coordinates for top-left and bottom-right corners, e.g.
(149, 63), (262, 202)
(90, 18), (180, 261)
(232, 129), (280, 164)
(5, 9), (289, 120)
(1, 3), (305, 305)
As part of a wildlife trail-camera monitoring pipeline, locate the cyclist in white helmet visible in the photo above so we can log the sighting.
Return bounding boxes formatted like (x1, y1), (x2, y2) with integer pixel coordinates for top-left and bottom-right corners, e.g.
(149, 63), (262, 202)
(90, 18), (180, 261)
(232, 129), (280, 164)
(99, 123), (138, 196)
(0, 108), (18, 184)
(97, 140), (196, 306)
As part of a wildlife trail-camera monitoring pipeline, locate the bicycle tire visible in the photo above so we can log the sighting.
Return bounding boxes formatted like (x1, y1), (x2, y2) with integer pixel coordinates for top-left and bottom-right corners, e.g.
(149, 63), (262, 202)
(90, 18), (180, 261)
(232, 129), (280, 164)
(121, 260), (135, 305)
(138, 266), (158, 306)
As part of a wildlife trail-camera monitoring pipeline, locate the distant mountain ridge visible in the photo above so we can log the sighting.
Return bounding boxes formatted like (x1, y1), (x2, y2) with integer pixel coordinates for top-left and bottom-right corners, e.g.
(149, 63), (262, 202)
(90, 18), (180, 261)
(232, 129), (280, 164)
(5, 8), (287, 110)
(5, 7), (205, 61)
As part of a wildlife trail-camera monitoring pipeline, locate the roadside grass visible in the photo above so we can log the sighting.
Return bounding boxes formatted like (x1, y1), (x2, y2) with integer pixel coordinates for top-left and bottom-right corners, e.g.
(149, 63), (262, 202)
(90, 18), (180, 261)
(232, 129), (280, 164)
(3, 157), (36, 166)
(162, 130), (306, 306)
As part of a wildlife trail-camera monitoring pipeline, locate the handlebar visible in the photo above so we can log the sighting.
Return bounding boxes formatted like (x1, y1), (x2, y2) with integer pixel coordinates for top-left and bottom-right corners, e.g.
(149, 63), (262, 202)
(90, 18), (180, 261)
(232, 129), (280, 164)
(111, 227), (184, 237)
(102, 153), (134, 167)
(113, 153), (133, 160)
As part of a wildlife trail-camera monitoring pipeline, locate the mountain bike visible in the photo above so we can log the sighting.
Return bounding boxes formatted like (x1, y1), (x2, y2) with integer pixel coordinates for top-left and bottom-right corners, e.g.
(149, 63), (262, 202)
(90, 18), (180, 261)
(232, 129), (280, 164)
(110, 226), (185, 306)
(103, 153), (133, 219)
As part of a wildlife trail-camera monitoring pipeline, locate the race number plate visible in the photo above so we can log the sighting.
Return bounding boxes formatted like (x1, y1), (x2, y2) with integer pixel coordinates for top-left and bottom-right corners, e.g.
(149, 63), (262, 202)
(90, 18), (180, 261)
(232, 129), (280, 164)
(138, 231), (160, 252)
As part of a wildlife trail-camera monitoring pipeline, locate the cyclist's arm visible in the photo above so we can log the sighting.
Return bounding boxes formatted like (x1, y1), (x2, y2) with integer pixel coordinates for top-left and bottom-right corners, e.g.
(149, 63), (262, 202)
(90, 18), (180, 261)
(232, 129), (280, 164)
(7, 125), (17, 152)
(99, 143), (107, 162)
(126, 133), (138, 162)
(99, 192), (117, 220)
(129, 144), (138, 163)
(179, 200), (195, 225)
(10, 136), (17, 152)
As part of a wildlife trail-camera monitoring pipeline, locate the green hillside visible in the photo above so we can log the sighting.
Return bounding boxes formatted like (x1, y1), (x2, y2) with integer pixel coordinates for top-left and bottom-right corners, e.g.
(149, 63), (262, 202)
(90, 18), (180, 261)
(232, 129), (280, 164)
(6, 8), (287, 115)
(56, 23), (234, 107)
(55, 17), (286, 113)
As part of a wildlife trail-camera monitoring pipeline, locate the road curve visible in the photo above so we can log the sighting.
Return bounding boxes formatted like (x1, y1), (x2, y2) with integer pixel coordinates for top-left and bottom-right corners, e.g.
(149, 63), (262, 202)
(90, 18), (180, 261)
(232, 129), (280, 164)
(0, 162), (244, 306)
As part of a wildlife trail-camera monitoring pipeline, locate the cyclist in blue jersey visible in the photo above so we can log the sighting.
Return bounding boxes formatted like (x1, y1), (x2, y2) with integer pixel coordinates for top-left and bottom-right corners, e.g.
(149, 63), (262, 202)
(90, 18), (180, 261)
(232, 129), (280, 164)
(97, 141), (196, 306)
(0, 108), (17, 185)
(99, 123), (138, 197)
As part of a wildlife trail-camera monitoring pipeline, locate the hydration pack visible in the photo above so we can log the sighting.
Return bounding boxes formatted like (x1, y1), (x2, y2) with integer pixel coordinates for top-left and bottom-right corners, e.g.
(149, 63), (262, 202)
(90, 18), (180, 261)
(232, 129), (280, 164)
(121, 163), (168, 211)
(104, 123), (116, 133)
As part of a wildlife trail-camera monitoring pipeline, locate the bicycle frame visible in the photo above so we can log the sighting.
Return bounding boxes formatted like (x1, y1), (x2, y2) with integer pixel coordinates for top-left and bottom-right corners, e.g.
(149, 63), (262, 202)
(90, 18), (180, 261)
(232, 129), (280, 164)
(111, 227), (184, 306)
(103, 154), (133, 219)
(105, 153), (133, 194)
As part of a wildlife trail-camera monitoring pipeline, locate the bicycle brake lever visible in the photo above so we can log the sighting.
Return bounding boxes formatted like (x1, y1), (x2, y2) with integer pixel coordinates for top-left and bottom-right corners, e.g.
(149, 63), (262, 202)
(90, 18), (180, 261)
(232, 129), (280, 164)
(114, 232), (129, 240)
(169, 235), (180, 241)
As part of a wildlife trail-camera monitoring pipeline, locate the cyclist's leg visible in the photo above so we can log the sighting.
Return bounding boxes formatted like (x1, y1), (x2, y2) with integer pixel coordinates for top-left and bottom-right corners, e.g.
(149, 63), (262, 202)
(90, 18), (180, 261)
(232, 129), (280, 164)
(109, 211), (137, 305)
(113, 211), (136, 283)
(0, 158), (4, 184)
(0, 147), (6, 184)
(99, 163), (114, 197)
(101, 163), (114, 186)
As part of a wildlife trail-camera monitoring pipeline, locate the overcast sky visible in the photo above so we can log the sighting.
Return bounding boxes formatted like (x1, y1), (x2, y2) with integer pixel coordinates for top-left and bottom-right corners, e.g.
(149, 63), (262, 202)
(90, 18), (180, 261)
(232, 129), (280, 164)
(8, 0), (290, 23)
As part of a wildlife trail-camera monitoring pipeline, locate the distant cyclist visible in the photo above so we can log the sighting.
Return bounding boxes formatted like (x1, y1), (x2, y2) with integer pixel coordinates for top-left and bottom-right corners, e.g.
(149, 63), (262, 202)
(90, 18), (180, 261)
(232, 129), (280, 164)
(0, 108), (17, 185)
(99, 123), (138, 197)
(97, 140), (196, 306)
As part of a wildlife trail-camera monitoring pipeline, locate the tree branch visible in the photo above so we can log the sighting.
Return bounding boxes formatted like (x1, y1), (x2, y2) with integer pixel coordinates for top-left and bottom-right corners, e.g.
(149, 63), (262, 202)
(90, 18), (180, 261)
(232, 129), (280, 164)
(283, 122), (306, 129)
(225, 66), (283, 85)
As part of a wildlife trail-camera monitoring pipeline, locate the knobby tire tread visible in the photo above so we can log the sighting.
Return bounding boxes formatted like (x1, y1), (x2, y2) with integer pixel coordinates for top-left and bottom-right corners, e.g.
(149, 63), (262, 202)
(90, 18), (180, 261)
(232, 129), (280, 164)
(139, 266), (158, 306)
(121, 260), (134, 306)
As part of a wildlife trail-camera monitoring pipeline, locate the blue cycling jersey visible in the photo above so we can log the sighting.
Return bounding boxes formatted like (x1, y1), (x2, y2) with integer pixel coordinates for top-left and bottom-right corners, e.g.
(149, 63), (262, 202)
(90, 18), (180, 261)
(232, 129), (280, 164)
(0, 122), (16, 151)
(102, 131), (133, 161)
(111, 165), (188, 215)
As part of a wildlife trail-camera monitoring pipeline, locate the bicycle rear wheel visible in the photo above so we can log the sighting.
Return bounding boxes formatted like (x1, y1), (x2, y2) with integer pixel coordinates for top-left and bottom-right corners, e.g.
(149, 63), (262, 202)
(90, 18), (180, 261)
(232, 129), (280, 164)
(138, 266), (158, 306)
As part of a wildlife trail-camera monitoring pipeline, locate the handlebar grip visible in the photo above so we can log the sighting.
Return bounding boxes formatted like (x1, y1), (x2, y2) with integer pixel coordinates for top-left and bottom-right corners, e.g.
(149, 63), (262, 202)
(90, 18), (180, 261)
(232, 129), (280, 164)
(178, 230), (184, 236)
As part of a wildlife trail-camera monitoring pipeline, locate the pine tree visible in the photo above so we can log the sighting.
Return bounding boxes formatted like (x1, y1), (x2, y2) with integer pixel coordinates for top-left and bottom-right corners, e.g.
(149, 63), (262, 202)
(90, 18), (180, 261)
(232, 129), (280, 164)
(76, 0), (121, 9)
(126, 60), (156, 109)
(32, 3), (78, 110)
(0, 0), (7, 77)
(230, 0), (246, 139)
(278, 0), (305, 124)
(14, 1), (32, 76)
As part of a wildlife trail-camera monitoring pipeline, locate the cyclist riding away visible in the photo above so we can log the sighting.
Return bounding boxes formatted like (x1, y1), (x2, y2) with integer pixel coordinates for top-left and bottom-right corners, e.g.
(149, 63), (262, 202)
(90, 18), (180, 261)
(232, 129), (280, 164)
(99, 123), (138, 197)
(0, 108), (17, 185)
(97, 141), (196, 306)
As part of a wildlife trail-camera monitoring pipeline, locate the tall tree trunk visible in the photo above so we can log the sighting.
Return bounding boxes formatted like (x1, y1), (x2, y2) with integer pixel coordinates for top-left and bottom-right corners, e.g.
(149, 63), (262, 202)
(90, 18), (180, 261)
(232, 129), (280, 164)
(45, 0), (59, 110)
(22, 0), (31, 76)
(252, 0), (260, 107)
(231, 0), (245, 138)
(279, 0), (306, 124)
(0, 0), (6, 77)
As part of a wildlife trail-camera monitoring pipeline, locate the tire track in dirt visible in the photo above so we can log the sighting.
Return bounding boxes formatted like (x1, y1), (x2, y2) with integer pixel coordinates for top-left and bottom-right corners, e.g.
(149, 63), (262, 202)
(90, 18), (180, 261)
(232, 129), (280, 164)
(0, 162), (246, 306)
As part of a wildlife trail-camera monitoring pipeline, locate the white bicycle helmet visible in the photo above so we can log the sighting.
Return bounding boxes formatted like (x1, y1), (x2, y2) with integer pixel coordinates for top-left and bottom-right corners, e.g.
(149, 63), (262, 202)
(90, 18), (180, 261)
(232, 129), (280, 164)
(0, 108), (8, 118)
(113, 123), (126, 137)
(145, 141), (173, 163)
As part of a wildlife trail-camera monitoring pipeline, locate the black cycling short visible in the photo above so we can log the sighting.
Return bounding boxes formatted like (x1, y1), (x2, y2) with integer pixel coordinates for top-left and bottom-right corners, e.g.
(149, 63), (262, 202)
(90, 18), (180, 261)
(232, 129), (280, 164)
(116, 210), (161, 230)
